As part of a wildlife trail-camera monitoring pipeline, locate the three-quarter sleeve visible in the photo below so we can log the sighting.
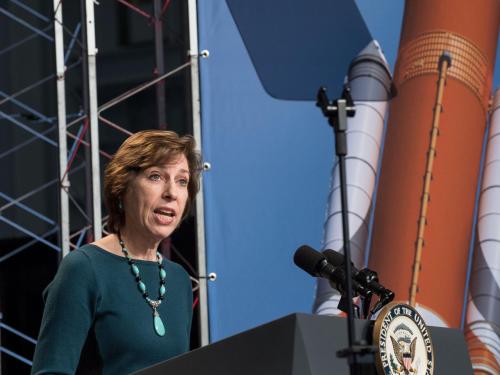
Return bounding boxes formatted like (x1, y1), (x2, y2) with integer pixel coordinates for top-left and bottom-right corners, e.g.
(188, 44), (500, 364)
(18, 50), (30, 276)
(31, 250), (100, 375)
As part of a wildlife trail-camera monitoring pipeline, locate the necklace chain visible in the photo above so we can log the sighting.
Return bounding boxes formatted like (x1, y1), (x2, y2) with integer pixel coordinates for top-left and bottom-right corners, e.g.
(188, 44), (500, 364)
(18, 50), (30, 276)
(118, 237), (167, 310)
(118, 234), (167, 336)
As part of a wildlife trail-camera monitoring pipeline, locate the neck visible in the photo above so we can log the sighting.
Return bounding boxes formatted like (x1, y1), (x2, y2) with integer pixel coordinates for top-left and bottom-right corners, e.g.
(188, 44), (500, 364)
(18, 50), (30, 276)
(118, 228), (160, 261)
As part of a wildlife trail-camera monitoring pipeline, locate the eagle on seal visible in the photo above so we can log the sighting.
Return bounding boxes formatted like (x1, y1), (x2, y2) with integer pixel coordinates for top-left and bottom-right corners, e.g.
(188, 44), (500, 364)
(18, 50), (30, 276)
(391, 335), (417, 374)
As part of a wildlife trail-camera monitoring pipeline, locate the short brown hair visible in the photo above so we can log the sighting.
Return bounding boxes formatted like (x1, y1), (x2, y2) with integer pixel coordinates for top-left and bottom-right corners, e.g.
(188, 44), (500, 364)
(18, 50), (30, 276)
(104, 130), (202, 233)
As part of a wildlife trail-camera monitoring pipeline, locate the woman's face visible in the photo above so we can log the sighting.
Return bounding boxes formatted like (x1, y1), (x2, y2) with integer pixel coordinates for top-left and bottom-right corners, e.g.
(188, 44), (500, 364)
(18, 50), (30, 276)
(122, 155), (190, 243)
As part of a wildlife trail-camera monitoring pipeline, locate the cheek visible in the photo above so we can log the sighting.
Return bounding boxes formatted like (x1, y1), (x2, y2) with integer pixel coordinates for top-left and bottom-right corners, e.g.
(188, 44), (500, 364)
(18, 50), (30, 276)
(124, 185), (153, 216)
(123, 190), (136, 212)
(183, 190), (190, 205)
(179, 191), (189, 212)
(123, 194), (141, 221)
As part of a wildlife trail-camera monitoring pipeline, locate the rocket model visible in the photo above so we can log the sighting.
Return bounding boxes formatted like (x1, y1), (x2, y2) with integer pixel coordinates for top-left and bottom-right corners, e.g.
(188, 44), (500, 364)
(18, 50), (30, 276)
(315, 1), (500, 371)
(366, 1), (500, 372)
(314, 41), (392, 315)
(368, 0), (499, 327)
(464, 89), (500, 374)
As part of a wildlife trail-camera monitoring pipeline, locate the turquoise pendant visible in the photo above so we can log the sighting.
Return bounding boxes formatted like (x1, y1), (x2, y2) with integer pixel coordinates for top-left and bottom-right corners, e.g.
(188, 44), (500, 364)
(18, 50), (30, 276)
(153, 310), (166, 337)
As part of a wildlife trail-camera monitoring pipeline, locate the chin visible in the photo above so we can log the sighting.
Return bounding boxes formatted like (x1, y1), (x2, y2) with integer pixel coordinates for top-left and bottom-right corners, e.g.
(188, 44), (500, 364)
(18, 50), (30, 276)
(152, 227), (177, 240)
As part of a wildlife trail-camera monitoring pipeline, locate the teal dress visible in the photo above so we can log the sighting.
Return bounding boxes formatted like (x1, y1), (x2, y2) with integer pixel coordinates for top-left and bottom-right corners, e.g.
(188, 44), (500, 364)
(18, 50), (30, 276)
(31, 244), (193, 374)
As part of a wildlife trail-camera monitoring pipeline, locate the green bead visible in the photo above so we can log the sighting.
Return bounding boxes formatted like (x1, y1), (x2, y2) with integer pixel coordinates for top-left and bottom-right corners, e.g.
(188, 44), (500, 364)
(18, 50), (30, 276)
(160, 269), (166, 279)
(131, 264), (140, 276)
(160, 285), (166, 296)
(138, 281), (146, 293)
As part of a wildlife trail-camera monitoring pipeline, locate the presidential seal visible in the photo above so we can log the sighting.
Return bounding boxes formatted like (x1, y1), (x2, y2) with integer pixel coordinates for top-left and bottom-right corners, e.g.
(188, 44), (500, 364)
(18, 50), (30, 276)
(373, 302), (434, 375)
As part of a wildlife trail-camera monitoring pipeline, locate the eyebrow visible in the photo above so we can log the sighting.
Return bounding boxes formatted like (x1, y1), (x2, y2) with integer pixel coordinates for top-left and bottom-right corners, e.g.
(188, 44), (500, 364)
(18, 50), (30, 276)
(149, 166), (190, 173)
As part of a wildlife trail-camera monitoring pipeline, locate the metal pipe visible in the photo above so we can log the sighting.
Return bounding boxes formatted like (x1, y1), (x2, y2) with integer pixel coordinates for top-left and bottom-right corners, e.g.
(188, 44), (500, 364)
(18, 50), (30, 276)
(75, 227), (88, 248)
(55, 62), (191, 130)
(0, 59), (81, 107)
(63, 120), (89, 179)
(98, 62), (191, 113)
(79, 0), (94, 243)
(0, 25), (52, 56)
(0, 346), (32, 366)
(0, 227), (58, 264)
(160, 0), (172, 18)
(54, 0), (71, 256)
(8, 0), (51, 23)
(0, 322), (37, 344)
(69, 215), (109, 249)
(0, 191), (55, 225)
(187, 0), (210, 346)
(67, 124), (87, 165)
(66, 127), (113, 159)
(0, 216), (60, 252)
(153, 0), (167, 129)
(0, 90), (53, 124)
(0, 60), (188, 161)
(0, 110), (57, 146)
(84, 0), (102, 240)
(117, 0), (152, 20)
(0, 125), (55, 160)
(67, 190), (92, 222)
(64, 23), (81, 64)
(0, 163), (85, 212)
(98, 116), (133, 136)
(0, 6), (53, 41)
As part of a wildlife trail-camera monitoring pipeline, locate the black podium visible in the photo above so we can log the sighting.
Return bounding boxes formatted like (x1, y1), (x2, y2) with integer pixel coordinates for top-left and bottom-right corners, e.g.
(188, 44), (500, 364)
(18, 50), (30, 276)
(134, 313), (472, 375)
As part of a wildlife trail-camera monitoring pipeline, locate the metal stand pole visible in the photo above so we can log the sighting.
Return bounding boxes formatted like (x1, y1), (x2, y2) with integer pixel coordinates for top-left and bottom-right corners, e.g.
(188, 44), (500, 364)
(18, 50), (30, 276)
(317, 87), (376, 375)
(53, 0), (70, 256)
(187, 0), (210, 347)
(153, 0), (167, 129)
(82, 0), (102, 240)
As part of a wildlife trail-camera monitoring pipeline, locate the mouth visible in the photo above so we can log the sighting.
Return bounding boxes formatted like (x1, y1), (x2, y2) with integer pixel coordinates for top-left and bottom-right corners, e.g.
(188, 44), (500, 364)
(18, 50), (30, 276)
(154, 208), (176, 217)
(153, 207), (176, 224)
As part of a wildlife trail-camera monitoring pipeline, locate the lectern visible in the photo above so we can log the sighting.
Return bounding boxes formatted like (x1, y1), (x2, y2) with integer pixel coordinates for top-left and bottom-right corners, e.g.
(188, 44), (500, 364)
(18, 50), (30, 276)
(134, 313), (472, 375)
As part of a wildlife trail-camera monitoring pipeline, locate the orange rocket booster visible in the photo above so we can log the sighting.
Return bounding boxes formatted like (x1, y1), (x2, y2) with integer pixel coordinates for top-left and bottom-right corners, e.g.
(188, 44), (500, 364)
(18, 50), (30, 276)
(368, 0), (500, 327)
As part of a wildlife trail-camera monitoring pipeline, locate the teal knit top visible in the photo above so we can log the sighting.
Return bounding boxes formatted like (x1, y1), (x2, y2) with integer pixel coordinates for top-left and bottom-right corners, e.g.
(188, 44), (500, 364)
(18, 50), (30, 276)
(31, 244), (193, 374)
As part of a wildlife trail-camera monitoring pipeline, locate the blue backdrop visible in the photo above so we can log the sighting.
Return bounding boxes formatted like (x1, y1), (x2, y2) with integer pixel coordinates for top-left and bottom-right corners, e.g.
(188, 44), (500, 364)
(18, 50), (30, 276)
(197, 0), (499, 342)
(197, 0), (334, 341)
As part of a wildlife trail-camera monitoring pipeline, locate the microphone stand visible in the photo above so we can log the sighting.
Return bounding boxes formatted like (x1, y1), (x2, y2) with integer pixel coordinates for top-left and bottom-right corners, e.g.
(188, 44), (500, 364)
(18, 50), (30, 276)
(317, 86), (376, 375)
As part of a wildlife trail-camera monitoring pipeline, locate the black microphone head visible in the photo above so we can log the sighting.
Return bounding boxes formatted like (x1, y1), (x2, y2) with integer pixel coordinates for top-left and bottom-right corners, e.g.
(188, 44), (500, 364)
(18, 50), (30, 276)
(293, 245), (326, 277)
(322, 249), (345, 267)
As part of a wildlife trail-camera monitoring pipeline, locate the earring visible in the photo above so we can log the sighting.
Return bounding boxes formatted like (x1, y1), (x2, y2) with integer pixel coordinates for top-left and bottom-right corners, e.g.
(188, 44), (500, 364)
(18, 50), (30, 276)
(118, 200), (123, 210)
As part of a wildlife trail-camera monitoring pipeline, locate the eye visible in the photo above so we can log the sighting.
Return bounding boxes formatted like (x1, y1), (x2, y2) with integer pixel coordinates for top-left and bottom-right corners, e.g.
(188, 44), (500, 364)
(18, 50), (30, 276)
(148, 173), (162, 181)
(177, 178), (189, 187)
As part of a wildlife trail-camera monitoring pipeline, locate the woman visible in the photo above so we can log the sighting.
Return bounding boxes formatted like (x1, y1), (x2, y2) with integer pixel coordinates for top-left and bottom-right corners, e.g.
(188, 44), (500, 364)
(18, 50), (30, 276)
(32, 130), (202, 374)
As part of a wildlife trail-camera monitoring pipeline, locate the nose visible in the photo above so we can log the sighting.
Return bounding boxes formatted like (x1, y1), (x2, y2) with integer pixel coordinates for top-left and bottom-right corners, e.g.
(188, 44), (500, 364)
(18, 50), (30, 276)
(162, 178), (177, 200)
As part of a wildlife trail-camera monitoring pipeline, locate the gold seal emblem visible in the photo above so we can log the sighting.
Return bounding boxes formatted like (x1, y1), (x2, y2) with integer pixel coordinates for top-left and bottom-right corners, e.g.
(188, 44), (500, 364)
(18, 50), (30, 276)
(373, 302), (434, 375)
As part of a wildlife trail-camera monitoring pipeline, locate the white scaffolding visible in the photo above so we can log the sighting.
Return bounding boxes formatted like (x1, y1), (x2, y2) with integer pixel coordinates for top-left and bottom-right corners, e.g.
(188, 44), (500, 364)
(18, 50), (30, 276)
(0, 0), (208, 368)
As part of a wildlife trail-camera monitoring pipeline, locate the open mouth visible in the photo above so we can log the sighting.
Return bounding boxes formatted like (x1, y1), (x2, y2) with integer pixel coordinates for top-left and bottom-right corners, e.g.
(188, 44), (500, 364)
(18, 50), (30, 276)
(154, 208), (176, 218)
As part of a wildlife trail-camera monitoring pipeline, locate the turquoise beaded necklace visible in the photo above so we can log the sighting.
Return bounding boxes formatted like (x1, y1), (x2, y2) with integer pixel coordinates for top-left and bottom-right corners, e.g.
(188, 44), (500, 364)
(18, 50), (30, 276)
(119, 236), (167, 337)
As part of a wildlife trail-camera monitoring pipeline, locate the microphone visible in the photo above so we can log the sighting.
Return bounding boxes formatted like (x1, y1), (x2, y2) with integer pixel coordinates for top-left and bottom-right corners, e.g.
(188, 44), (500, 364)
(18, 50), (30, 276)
(322, 249), (395, 306)
(322, 249), (346, 267)
(293, 245), (368, 297)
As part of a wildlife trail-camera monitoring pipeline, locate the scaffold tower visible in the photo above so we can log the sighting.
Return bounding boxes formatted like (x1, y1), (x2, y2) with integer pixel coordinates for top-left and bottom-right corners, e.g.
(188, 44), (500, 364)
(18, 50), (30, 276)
(0, 0), (207, 371)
